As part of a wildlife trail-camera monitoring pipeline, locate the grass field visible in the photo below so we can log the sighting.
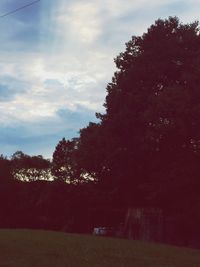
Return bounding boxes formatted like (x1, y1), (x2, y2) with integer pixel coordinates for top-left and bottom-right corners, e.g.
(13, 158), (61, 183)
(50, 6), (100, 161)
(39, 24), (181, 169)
(0, 229), (199, 267)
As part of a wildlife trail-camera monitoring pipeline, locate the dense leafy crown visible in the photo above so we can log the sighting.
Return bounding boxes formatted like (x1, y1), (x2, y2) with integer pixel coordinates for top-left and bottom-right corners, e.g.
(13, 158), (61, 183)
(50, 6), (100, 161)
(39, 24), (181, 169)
(53, 17), (200, 205)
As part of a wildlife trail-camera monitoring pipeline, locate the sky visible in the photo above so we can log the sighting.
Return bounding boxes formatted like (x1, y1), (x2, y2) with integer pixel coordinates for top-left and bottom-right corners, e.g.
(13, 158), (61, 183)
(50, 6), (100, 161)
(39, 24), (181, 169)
(0, 0), (199, 158)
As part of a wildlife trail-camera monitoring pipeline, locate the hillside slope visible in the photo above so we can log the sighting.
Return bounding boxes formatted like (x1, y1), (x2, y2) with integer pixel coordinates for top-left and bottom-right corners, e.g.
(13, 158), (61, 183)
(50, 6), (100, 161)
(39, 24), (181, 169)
(0, 229), (199, 267)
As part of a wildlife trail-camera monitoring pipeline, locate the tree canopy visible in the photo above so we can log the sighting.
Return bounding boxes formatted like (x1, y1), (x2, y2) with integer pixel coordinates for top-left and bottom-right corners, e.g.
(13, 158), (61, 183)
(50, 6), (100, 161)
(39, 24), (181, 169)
(52, 138), (83, 184)
(11, 151), (51, 181)
(63, 16), (200, 207)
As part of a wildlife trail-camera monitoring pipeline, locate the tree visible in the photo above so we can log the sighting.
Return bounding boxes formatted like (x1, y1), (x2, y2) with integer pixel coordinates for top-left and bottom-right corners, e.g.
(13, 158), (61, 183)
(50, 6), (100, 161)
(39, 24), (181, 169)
(52, 138), (82, 184)
(78, 122), (106, 181)
(0, 154), (13, 182)
(11, 151), (51, 181)
(103, 17), (200, 150)
(78, 17), (200, 205)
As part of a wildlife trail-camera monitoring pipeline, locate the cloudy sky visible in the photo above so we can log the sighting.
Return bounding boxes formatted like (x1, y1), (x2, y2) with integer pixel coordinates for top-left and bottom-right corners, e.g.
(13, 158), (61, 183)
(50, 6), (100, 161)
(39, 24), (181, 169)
(0, 0), (199, 158)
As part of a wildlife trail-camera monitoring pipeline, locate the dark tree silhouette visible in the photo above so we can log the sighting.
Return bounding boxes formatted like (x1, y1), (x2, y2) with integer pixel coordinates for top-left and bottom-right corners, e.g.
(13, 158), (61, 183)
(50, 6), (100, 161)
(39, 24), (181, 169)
(52, 138), (82, 184)
(78, 122), (106, 181)
(11, 151), (51, 181)
(0, 154), (13, 182)
(77, 17), (200, 206)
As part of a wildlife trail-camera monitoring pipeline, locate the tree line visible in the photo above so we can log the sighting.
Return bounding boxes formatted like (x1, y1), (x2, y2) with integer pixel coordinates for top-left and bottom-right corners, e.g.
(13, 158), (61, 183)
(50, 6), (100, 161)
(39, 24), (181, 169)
(0, 16), (200, 245)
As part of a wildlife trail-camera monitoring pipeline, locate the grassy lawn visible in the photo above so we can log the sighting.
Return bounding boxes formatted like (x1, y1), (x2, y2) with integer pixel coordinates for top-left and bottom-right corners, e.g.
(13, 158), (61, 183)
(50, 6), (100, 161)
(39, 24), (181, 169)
(0, 229), (199, 267)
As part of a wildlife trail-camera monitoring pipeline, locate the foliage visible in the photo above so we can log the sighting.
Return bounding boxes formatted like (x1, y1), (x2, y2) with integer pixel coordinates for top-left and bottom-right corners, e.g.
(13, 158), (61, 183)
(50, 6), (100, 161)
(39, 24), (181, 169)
(11, 151), (51, 181)
(0, 154), (13, 183)
(74, 17), (200, 206)
(78, 122), (106, 180)
(52, 138), (82, 183)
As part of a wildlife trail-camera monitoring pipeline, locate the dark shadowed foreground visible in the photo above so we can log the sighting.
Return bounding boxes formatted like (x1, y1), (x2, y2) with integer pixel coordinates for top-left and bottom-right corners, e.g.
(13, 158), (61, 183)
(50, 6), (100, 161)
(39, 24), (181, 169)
(0, 229), (199, 267)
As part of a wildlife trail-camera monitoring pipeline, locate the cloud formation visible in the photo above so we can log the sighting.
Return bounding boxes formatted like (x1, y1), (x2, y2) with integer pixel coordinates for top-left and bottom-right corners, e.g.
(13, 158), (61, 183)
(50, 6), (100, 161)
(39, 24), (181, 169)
(0, 0), (199, 157)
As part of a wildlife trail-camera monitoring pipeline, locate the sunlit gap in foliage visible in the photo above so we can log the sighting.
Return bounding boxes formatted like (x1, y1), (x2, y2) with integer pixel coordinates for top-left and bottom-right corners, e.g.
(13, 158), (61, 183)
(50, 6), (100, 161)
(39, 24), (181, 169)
(13, 167), (95, 183)
(13, 168), (53, 182)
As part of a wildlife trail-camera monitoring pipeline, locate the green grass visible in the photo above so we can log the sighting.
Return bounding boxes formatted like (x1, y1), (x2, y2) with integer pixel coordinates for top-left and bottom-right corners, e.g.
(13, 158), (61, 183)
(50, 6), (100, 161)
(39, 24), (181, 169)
(0, 229), (199, 267)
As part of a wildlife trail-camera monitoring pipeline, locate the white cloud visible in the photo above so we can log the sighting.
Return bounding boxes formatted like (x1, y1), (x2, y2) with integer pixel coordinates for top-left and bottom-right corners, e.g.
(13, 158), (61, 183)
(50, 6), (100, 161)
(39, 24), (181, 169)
(64, 2), (102, 44)
(0, 0), (200, 156)
(0, 0), (199, 127)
